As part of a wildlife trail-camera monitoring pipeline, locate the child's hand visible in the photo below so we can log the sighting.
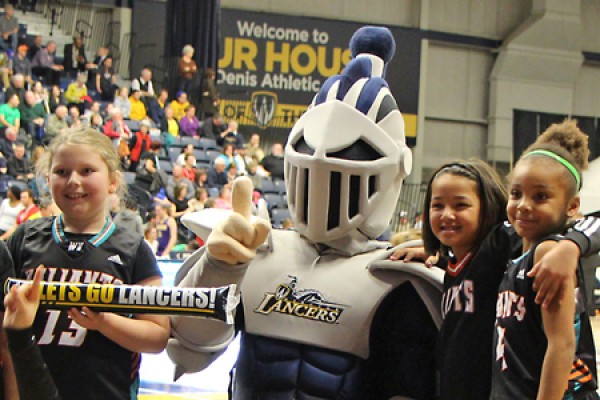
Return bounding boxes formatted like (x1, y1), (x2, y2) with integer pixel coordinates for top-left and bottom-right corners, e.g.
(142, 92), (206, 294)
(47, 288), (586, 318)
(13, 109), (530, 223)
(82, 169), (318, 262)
(389, 247), (437, 267)
(527, 240), (579, 309)
(68, 307), (105, 331)
(3, 266), (44, 330)
(389, 246), (427, 262)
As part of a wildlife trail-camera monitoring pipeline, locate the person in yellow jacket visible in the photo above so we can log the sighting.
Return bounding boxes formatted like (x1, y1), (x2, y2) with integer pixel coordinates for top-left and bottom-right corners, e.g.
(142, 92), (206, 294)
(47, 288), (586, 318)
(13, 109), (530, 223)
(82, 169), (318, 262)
(169, 91), (189, 121)
(64, 74), (89, 114)
(129, 89), (147, 121)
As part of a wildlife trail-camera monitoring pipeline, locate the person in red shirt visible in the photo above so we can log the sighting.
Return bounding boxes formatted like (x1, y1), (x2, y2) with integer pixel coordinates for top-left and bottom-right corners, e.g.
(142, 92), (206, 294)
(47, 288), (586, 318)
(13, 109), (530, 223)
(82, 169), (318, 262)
(16, 189), (40, 225)
(181, 153), (196, 182)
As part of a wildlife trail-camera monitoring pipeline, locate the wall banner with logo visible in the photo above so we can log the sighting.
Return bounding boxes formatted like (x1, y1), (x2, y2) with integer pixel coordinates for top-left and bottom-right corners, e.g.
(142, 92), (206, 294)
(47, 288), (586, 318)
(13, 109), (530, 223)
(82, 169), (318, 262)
(217, 9), (421, 146)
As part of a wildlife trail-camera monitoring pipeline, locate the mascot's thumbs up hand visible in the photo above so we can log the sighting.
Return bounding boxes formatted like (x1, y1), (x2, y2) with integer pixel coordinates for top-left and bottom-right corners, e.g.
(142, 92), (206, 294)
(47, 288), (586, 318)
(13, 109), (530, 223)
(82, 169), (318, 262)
(207, 177), (271, 265)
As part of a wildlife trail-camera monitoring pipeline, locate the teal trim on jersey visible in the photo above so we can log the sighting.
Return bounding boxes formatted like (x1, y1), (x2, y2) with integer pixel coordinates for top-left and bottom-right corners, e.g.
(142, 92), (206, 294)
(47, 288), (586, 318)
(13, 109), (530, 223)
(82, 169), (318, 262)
(511, 250), (531, 264)
(52, 214), (115, 247)
(130, 375), (140, 400)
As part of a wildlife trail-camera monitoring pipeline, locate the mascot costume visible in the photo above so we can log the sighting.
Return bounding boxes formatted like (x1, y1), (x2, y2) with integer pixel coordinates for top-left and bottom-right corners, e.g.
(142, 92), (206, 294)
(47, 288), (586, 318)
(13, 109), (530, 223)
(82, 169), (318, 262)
(168, 26), (444, 399)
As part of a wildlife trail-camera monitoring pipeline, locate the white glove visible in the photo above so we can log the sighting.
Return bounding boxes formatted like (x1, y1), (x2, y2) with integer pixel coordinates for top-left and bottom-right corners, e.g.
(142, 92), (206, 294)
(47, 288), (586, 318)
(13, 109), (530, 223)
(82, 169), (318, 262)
(206, 177), (271, 265)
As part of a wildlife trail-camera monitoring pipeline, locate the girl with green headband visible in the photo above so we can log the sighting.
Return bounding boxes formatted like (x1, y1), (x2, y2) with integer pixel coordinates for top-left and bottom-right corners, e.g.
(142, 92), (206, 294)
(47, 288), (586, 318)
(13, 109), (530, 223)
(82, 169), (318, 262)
(492, 120), (599, 400)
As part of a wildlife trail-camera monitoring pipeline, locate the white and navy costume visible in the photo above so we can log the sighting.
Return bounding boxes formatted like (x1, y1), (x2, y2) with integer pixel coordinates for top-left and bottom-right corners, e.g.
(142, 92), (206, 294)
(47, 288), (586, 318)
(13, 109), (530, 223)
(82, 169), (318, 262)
(169, 27), (444, 399)
(7, 216), (161, 400)
(491, 230), (600, 400)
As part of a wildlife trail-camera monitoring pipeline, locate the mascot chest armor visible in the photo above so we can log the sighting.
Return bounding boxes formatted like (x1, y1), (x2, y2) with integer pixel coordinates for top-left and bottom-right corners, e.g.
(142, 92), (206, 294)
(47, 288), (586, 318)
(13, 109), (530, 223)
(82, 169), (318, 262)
(168, 26), (443, 400)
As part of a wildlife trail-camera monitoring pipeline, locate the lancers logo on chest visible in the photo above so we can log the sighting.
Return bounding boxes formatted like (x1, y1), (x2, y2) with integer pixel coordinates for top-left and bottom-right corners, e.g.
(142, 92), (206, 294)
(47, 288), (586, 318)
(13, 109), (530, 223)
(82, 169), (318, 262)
(254, 276), (346, 324)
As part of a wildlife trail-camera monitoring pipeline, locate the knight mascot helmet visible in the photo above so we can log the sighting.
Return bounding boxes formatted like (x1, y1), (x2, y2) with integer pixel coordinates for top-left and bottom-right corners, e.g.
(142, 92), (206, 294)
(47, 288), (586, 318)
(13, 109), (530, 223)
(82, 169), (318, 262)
(168, 25), (442, 400)
(285, 26), (412, 244)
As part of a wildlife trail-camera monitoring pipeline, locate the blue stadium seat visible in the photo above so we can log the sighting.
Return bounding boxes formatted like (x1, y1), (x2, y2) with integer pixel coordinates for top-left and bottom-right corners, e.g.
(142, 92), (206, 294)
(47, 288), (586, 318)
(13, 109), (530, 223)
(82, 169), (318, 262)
(271, 208), (291, 229)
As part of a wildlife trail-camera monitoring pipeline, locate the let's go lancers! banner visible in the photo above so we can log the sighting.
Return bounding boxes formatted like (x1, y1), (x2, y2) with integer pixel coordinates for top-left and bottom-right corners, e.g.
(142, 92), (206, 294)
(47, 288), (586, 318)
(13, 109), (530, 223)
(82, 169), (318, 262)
(217, 9), (421, 145)
(5, 278), (238, 323)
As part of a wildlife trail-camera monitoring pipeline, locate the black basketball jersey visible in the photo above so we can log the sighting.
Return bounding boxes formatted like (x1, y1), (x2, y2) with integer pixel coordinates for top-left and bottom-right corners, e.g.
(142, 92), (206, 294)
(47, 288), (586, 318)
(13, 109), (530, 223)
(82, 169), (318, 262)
(7, 216), (161, 400)
(491, 240), (598, 399)
(438, 223), (520, 399)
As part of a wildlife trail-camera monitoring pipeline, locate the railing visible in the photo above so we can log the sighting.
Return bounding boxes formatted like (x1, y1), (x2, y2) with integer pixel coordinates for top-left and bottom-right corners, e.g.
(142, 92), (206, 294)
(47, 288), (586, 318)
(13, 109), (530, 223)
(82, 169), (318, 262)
(389, 183), (427, 233)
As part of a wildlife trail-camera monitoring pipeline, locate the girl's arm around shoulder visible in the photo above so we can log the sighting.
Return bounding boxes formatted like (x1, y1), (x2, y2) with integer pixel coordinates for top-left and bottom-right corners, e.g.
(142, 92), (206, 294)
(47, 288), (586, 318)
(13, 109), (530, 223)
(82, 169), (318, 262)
(68, 275), (170, 354)
(535, 242), (576, 400)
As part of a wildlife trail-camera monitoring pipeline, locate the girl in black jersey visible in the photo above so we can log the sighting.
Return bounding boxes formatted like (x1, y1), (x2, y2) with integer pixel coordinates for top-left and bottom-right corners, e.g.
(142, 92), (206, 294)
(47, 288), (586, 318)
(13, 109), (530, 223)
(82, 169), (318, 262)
(389, 142), (600, 397)
(492, 122), (599, 400)
(6, 128), (170, 400)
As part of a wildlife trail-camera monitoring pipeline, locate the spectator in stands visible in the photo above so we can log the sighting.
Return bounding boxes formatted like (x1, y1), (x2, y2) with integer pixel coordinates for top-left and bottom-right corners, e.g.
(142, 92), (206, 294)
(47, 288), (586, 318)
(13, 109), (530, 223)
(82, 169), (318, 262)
(20, 90), (46, 144)
(246, 132), (265, 163)
(215, 143), (237, 169)
(88, 45), (109, 84)
(131, 68), (155, 109)
(170, 91), (189, 121)
(246, 160), (267, 190)
(234, 144), (252, 176)
(67, 105), (80, 125)
(167, 164), (194, 201)
(81, 100), (101, 125)
(226, 163), (238, 183)
(0, 5), (18, 52)
(63, 36), (91, 78)
(179, 104), (201, 138)
(90, 113), (104, 133)
(217, 119), (244, 148)
(31, 40), (63, 86)
(155, 203), (177, 258)
(175, 144), (194, 167)
(129, 119), (152, 172)
(27, 34), (43, 61)
(0, 126), (18, 159)
(103, 108), (131, 147)
(181, 153), (196, 182)
(7, 141), (33, 181)
(206, 157), (228, 191)
(44, 104), (68, 145)
(113, 86), (131, 119)
(0, 50), (10, 90)
(144, 224), (159, 255)
(64, 73), (90, 115)
(0, 155), (6, 177)
(96, 56), (118, 101)
(12, 44), (32, 86)
(200, 68), (219, 118)
(129, 89), (147, 121)
(111, 193), (144, 236)
(260, 142), (285, 180)
(0, 93), (20, 135)
(0, 185), (23, 238)
(48, 84), (66, 113)
(188, 187), (208, 212)
(149, 88), (168, 129)
(178, 44), (197, 96)
(14, 189), (40, 226)
(6, 73), (26, 105)
(194, 167), (208, 188)
(214, 186), (232, 210)
(172, 183), (191, 219)
(134, 156), (159, 193)
(32, 81), (47, 105)
(199, 113), (223, 140)
(164, 105), (179, 139)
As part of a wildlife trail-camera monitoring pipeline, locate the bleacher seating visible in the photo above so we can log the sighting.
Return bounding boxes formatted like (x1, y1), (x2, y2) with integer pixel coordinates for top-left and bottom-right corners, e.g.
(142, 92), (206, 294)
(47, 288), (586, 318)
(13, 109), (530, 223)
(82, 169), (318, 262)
(158, 159), (173, 174)
(262, 193), (284, 211)
(198, 138), (218, 151)
(168, 147), (181, 163)
(271, 208), (291, 229)
(127, 183), (154, 222)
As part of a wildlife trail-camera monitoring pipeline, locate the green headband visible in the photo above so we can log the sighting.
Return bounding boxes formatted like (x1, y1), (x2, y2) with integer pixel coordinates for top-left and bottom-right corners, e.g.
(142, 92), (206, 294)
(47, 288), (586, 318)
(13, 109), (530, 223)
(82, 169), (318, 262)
(524, 149), (581, 190)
